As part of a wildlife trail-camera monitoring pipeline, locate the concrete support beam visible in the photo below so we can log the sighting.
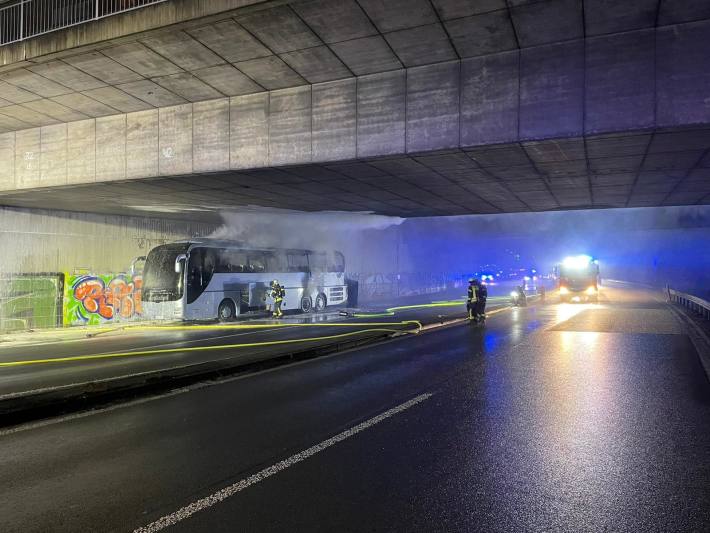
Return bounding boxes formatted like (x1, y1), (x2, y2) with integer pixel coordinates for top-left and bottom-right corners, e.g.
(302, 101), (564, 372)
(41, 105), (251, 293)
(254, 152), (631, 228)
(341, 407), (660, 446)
(2, 22), (710, 194)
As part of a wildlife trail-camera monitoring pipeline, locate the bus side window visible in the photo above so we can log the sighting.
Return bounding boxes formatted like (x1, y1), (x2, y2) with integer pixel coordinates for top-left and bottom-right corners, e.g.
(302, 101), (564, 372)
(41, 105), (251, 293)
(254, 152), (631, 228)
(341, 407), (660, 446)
(217, 249), (247, 273)
(307, 252), (327, 272)
(247, 252), (266, 273)
(264, 252), (285, 273)
(287, 252), (309, 273)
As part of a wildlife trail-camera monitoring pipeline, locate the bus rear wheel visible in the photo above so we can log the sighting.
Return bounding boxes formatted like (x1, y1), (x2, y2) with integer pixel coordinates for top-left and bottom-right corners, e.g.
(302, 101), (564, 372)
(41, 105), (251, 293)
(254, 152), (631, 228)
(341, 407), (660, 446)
(315, 293), (327, 313)
(301, 296), (313, 313)
(218, 299), (236, 322)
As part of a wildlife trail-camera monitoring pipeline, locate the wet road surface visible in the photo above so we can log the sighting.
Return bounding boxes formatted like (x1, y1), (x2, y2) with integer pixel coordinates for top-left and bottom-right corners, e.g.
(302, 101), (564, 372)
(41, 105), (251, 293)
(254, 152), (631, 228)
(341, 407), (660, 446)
(0, 294), (508, 397)
(0, 286), (708, 532)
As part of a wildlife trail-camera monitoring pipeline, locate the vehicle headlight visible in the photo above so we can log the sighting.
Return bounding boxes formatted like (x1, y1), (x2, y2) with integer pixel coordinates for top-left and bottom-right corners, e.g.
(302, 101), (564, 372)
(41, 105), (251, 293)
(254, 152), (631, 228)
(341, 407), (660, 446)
(586, 286), (597, 295)
(559, 287), (569, 295)
(511, 291), (518, 297)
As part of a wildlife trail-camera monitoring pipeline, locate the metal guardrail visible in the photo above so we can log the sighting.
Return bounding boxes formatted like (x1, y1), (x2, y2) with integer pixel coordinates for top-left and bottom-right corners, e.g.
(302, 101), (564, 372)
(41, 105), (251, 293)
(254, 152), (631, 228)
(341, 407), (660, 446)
(0, 0), (165, 46)
(667, 286), (710, 321)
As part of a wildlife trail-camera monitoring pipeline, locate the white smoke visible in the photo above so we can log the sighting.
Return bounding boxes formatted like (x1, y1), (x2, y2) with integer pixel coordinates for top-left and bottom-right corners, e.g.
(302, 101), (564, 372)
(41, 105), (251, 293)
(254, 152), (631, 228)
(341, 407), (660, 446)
(210, 207), (404, 270)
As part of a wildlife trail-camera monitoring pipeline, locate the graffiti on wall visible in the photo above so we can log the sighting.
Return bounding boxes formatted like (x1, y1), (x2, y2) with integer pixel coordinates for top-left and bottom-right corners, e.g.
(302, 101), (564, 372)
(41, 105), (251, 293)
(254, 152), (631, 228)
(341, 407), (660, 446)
(64, 274), (142, 325)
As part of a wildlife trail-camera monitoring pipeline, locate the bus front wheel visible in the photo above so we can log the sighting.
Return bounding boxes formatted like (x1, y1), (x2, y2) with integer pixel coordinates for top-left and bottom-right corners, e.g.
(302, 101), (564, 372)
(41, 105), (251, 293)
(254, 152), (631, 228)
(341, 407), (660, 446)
(301, 296), (313, 313)
(315, 293), (327, 313)
(218, 299), (236, 322)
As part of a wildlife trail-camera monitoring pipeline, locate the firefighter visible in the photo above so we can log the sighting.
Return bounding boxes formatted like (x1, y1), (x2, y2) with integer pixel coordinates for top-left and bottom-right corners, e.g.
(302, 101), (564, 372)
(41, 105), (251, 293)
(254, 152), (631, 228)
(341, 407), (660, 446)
(475, 279), (488, 322)
(270, 280), (285, 318)
(467, 278), (477, 320)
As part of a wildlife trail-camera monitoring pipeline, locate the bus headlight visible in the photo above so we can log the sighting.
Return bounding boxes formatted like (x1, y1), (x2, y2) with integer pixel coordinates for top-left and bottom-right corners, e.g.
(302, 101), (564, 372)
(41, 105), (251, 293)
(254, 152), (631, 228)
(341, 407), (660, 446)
(586, 286), (597, 295)
(559, 287), (569, 295)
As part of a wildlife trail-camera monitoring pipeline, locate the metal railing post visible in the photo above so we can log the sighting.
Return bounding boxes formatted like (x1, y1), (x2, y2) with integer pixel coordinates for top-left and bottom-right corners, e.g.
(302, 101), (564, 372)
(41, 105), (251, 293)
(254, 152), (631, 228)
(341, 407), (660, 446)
(19, 0), (24, 41)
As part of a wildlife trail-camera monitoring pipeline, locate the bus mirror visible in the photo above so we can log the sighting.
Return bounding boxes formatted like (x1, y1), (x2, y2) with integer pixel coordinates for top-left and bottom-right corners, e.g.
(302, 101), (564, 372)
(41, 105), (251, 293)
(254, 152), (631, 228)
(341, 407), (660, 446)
(175, 254), (187, 273)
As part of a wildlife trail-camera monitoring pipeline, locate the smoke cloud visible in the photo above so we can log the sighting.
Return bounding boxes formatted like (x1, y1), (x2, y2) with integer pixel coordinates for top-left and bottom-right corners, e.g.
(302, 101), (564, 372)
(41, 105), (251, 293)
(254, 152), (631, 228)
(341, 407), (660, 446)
(210, 208), (404, 271)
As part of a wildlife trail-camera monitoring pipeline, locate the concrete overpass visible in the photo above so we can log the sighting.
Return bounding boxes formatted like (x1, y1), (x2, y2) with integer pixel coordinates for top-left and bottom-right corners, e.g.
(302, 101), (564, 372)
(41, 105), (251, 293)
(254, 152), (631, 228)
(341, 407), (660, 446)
(0, 0), (709, 220)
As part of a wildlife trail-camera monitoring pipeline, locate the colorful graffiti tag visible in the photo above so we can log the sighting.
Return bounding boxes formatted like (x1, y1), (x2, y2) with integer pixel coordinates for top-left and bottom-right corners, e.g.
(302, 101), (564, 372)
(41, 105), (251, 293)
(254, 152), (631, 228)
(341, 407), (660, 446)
(64, 274), (142, 325)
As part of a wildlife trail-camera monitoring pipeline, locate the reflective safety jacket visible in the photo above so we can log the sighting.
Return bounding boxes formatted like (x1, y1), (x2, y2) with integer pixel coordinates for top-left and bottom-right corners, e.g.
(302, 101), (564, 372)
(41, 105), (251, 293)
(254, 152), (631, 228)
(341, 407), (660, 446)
(271, 285), (285, 302)
(467, 285), (477, 303)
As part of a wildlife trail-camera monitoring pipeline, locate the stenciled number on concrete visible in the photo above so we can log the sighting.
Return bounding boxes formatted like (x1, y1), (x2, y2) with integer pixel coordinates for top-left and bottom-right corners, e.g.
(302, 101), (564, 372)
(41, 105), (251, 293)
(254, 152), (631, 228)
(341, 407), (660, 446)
(162, 146), (174, 159)
(24, 151), (35, 170)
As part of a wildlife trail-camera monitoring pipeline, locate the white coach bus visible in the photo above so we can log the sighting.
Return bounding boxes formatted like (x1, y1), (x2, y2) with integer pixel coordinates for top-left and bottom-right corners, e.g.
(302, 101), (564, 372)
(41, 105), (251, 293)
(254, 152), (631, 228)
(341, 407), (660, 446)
(141, 240), (348, 321)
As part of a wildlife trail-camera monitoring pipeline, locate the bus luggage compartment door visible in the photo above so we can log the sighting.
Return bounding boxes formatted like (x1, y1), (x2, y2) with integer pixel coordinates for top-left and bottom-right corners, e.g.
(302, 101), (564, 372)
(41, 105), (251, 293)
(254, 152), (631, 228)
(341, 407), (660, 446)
(249, 282), (269, 310)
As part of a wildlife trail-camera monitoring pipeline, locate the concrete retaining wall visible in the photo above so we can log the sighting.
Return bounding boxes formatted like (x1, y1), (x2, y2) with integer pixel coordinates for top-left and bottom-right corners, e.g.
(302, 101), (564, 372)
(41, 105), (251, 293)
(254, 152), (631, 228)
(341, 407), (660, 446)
(0, 206), (216, 274)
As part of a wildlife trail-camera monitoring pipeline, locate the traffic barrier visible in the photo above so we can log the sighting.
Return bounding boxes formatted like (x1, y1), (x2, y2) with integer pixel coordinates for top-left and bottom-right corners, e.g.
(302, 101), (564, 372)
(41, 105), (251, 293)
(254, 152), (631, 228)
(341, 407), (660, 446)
(667, 286), (710, 321)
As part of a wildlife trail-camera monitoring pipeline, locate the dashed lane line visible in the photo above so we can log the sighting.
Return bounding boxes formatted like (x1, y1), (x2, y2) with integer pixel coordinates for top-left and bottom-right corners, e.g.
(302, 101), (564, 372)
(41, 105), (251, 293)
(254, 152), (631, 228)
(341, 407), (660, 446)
(133, 392), (433, 533)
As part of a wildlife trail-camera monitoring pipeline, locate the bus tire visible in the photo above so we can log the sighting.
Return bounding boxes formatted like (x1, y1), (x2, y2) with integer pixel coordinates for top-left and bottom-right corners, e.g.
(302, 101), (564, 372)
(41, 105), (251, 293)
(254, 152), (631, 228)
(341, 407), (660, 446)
(300, 296), (313, 313)
(218, 299), (236, 322)
(315, 293), (327, 313)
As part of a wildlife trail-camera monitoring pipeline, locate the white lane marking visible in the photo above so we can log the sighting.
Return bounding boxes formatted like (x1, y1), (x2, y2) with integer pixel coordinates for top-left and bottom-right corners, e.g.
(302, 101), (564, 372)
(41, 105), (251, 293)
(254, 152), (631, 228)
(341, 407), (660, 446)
(133, 392), (433, 533)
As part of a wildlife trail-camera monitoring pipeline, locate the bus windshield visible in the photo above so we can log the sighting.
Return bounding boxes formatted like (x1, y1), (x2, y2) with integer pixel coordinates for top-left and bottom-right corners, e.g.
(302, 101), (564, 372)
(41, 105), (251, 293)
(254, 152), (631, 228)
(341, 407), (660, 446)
(143, 244), (189, 301)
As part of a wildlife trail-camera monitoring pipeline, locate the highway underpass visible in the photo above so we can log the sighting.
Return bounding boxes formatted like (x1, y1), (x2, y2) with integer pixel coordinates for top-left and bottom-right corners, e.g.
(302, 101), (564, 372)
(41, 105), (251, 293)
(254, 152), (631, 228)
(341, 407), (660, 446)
(0, 1), (709, 532)
(0, 284), (709, 532)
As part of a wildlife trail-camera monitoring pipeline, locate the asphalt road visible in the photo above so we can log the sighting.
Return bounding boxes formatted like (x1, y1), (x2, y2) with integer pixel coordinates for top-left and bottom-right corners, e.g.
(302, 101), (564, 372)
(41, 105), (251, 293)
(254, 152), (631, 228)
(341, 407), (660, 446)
(1, 286), (708, 532)
(0, 294), (508, 397)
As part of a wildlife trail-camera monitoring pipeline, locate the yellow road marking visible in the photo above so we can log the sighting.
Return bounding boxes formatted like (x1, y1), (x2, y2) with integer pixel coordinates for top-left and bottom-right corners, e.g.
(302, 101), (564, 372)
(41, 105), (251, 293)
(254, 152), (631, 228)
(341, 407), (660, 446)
(0, 328), (415, 368)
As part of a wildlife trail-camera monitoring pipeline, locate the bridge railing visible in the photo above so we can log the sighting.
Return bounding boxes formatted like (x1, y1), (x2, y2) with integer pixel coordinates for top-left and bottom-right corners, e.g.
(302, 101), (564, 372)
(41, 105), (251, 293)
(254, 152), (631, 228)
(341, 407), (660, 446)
(667, 286), (710, 321)
(0, 0), (165, 46)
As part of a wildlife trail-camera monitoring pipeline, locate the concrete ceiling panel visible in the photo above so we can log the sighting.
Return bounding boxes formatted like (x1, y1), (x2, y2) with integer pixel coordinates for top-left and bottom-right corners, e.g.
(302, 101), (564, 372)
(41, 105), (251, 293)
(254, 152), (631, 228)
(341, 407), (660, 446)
(63, 52), (145, 85)
(584, 0), (657, 35)
(237, 6), (322, 54)
(27, 61), (106, 91)
(141, 32), (225, 71)
(444, 11), (517, 57)
(151, 73), (224, 102)
(280, 46), (352, 83)
(467, 144), (529, 167)
(588, 155), (644, 172)
(0, 105), (59, 127)
(586, 133), (651, 158)
(0, 80), (40, 104)
(187, 20), (272, 63)
(0, 69), (72, 98)
(385, 24), (458, 67)
(486, 165), (538, 180)
(523, 138), (586, 162)
(82, 86), (153, 113)
(118, 80), (187, 107)
(642, 150), (704, 170)
(330, 36), (402, 76)
(22, 99), (89, 122)
(234, 56), (306, 90)
(291, 0), (377, 43)
(192, 65), (264, 96)
(357, 0), (438, 32)
(658, 0), (710, 25)
(102, 43), (183, 78)
(510, 0), (584, 47)
(431, 0), (507, 19)
(50, 93), (119, 117)
(0, 113), (31, 131)
(649, 129), (710, 152)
